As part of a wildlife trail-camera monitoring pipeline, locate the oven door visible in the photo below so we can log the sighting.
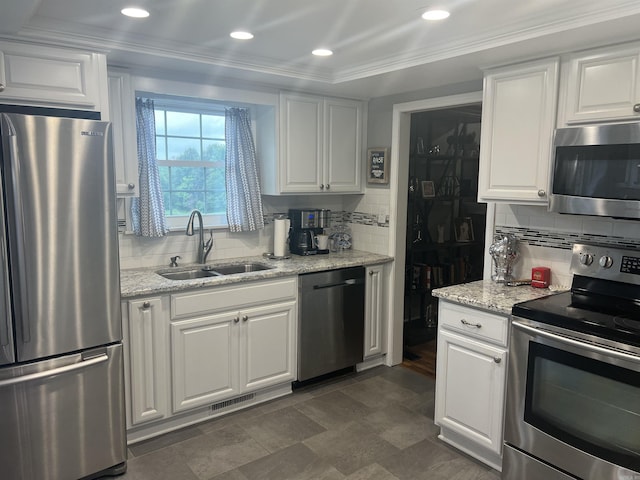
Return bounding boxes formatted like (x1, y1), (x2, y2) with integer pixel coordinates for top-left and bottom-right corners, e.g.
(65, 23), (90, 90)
(504, 318), (640, 480)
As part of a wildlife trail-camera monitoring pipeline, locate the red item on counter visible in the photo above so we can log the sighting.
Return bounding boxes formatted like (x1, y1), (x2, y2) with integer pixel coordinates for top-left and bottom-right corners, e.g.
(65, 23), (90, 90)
(531, 267), (551, 288)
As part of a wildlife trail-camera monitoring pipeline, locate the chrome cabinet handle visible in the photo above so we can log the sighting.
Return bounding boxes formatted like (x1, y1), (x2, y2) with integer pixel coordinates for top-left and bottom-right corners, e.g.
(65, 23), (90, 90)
(326, 184), (330, 190)
(494, 357), (502, 364)
(369, 271), (374, 276)
(634, 103), (640, 113)
(460, 319), (482, 328)
(142, 301), (151, 309)
(128, 183), (135, 190)
(0, 83), (5, 93)
(233, 317), (240, 323)
(242, 315), (248, 322)
(537, 189), (546, 197)
(319, 184), (325, 190)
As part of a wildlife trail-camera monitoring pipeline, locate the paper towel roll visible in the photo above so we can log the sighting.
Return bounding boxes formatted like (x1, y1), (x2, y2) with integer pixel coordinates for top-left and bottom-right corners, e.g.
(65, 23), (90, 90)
(274, 218), (288, 257)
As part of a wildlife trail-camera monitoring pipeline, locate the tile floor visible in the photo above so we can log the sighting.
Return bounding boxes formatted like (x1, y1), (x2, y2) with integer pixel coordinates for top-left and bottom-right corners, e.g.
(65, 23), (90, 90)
(118, 366), (501, 480)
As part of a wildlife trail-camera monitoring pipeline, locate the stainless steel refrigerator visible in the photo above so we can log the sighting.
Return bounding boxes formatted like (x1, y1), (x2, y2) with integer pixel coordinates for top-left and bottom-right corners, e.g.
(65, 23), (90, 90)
(0, 113), (126, 479)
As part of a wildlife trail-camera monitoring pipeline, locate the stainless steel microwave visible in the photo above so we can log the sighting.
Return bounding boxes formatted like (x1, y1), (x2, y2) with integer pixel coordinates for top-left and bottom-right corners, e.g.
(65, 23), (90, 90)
(549, 122), (640, 219)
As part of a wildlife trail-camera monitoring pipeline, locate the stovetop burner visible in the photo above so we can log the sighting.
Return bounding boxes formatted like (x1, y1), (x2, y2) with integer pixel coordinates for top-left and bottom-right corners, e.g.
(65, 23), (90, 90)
(512, 243), (640, 348)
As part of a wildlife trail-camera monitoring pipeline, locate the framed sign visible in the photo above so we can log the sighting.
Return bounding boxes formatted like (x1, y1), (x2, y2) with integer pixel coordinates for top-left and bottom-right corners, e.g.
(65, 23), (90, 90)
(367, 147), (389, 185)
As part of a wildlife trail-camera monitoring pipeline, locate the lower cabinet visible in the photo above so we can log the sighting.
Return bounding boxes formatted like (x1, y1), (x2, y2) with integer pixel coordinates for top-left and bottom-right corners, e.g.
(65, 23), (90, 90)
(122, 277), (297, 440)
(435, 301), (509, 471)
(171, 300), (296, 413)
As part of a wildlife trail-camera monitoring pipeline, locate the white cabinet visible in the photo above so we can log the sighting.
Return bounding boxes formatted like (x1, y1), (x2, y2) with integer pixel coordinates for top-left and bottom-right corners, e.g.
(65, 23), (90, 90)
(169, 277), (297, 413)
(123, 297), (169, 427)
(0, 41), (108, 113)
(171, 311), (239, 412)
(478, 58), (559, 204)
(364, 265), (385, 358)
(107, 68), (139, 197)
(271, 92), (363, 194)
(435, 301), (509, 471)
(558, 43), (640, 125)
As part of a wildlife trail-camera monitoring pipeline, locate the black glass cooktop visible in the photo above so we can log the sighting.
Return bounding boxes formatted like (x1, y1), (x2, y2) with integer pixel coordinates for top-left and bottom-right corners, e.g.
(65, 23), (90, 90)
(513, 291), (640, 348)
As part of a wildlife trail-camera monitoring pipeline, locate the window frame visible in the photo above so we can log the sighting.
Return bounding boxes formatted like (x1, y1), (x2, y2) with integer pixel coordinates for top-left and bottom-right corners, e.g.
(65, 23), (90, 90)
(153, 97), (228, 229)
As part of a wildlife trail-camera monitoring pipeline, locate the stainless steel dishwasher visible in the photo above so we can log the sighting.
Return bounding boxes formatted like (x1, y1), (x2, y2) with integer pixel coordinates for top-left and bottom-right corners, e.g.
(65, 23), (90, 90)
(297, 266), (365, 382)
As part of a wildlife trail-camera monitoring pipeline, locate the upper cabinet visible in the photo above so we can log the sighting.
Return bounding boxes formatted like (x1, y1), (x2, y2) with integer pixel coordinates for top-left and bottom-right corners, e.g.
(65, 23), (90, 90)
(261, 92), (363, 195)
(558, 43), (640, 125)
(478, 58), (559, 204)
(107, 68), (139, 197)
(0, 41), (108, 113)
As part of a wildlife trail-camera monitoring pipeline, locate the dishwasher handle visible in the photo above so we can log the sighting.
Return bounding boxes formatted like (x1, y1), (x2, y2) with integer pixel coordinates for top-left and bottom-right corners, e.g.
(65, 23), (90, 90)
(312, 278), (363, 290)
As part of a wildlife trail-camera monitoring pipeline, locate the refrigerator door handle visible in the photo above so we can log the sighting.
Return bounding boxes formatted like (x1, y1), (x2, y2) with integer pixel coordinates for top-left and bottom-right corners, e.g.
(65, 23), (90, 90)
(0, 353), (108, 388)
(5, 134), (31, 344)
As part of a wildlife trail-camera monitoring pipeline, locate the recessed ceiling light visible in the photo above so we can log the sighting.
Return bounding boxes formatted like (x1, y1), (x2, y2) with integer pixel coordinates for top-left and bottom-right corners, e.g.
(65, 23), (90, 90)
(312, 49), (333, 57)
(121, 7), (150, 18)
(230, 31), (254, 40)
(422, 9), (450, 21)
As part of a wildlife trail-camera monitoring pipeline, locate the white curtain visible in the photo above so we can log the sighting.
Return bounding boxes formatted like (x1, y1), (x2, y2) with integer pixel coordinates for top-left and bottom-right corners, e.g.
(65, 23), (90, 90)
(225, 107), (265, 232)
(131, 98), (169, 237)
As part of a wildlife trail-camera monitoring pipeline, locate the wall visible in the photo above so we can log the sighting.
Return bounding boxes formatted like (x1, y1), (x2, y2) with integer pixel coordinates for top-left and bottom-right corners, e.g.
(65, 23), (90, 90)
(493, 204), (640, 286)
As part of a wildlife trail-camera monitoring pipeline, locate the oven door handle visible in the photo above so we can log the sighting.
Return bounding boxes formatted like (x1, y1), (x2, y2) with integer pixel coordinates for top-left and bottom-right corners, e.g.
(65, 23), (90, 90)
(513, 320), (640, 364)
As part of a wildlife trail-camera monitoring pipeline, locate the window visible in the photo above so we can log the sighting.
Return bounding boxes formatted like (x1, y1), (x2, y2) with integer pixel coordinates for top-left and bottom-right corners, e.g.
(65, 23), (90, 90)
(154, 101), (227, 228)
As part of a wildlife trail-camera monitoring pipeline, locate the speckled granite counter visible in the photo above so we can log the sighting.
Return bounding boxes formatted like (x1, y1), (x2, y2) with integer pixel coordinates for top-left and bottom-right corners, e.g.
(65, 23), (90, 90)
(432, 280), (557, 315)
(120, 250), (393, 298)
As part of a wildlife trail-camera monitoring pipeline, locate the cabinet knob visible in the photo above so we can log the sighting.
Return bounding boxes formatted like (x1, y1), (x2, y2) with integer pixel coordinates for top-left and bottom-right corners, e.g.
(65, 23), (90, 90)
(233, 317), (240, 323)
(0, 83), (5, 93)
(494, 357), (502, 364)
(128, 183), (135, 190)
(369, 271), (374, 276)
(326, 184), (330, 190)
(319, 184), (325, 190)
(460, 319), (482, 328)
(634, 103), (640, 113)
(242, 315), (248, 322)
(142, 301), (151, 309)
(537, 189), (546, 197)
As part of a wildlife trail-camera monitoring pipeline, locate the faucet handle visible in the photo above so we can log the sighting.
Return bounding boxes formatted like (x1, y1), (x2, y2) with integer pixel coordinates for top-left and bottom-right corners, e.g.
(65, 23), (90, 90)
(170, 255), (181, 267)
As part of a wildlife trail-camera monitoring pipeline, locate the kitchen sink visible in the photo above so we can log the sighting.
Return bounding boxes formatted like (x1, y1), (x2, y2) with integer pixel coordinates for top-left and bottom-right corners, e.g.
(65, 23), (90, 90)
(209, 263), (273, 275)
(158, 262), (273, 280)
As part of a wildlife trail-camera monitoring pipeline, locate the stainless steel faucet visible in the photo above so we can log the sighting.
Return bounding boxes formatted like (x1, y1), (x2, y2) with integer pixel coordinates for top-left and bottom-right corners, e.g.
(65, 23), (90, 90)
(186, 209), (213, 264)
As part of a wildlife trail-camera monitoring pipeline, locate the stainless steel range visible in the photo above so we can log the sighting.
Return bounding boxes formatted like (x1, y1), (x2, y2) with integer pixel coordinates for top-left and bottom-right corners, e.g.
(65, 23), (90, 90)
(504, 243), (640, 480)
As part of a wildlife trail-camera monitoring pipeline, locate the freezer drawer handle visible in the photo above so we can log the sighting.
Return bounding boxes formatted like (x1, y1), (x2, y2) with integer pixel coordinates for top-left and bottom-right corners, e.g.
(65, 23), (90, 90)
(0, 353), (108, 388)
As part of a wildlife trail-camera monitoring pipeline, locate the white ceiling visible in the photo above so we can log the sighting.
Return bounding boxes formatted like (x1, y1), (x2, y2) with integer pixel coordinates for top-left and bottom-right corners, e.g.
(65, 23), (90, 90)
(4, 0), (640, 98)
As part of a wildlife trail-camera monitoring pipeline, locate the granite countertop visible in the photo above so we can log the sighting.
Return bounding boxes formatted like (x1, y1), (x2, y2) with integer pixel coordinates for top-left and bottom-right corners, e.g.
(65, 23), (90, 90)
(121, 250), (393, 298)
(432, 280), (559, 315)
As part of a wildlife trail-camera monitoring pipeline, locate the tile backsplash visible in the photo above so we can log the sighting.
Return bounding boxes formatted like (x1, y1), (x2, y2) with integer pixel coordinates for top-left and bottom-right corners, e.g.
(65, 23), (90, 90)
(494, 204), (640, 286)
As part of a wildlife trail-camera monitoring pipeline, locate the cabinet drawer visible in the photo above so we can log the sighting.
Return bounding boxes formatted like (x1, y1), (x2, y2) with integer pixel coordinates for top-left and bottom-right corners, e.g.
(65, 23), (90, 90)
(439, 301), (509, 346)
(171, 277), (297, 319)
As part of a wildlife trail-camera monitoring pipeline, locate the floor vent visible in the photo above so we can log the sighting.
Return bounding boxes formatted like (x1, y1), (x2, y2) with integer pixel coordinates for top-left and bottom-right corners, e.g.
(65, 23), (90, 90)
(210, 393), (255, 413)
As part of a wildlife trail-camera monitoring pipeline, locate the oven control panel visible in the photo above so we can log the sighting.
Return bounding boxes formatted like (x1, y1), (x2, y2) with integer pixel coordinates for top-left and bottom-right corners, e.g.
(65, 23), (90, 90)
(571, 243), (640, 285)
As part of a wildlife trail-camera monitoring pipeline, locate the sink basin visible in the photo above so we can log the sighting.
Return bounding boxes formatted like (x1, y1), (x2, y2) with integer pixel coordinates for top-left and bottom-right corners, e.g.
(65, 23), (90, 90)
(209, 263), (273, 275)
(158, 263), (273, 280)
(158, 269), (220, 281)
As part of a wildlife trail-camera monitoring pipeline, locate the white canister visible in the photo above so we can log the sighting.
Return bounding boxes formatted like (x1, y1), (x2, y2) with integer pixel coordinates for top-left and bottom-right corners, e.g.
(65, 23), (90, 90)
(273, 216), (290, 257)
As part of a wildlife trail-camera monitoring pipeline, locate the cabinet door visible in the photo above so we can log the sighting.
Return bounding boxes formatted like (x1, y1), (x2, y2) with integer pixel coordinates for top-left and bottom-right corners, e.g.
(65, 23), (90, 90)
(279, 93), (324, 193)
(435, 329), (507, 456)
(171, 312), (240, 413)
(324, 98), (363, 193)
(239, 301), (296, 392)
(108, 69), (139, 197)
(126, 297), (169, 426)
(364, 265), (384, 357)
(0, 41), (106, 112)
(478, 58), (559, 204)
(560, 44), (640, 124)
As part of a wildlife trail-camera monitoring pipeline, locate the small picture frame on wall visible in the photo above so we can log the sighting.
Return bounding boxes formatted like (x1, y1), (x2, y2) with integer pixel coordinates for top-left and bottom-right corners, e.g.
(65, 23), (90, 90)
(367, 147), (389, 185)
(421, 180), (435, 198)
(454, 217), (474, 242)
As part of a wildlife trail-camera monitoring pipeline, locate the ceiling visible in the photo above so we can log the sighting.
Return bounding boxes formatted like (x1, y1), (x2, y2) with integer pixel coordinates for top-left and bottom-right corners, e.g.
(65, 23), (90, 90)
(4, 0), (640, 98)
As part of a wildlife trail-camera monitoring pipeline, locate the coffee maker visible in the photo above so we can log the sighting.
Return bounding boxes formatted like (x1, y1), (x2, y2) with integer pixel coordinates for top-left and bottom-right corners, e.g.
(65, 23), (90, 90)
(288, 208), (330, 255)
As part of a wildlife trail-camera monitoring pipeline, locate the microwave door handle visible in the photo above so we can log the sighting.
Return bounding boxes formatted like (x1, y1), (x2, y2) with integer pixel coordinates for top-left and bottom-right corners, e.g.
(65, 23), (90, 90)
(5, 135), (30, 344)
(513, 320), (640, 364)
